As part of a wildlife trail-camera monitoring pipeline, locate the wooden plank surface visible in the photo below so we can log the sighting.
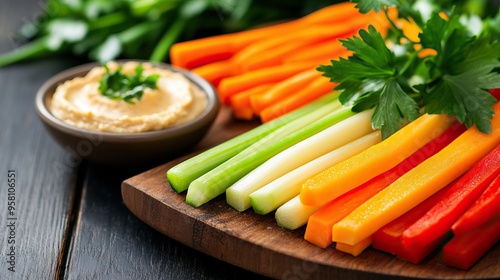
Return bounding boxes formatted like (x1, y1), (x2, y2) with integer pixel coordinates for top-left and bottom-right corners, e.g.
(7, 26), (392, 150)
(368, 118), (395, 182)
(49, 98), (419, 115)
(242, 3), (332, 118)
(122, 107), (500, 280)
(65, 163), (268, 280)
(0, 1), (84, 277)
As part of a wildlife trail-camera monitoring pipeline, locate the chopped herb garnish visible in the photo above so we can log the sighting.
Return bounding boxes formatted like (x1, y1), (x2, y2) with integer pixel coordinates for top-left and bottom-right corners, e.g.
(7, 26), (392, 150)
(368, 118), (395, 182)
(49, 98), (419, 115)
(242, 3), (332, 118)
(98, 63), (160, 104)
(318, 0), (500, 139)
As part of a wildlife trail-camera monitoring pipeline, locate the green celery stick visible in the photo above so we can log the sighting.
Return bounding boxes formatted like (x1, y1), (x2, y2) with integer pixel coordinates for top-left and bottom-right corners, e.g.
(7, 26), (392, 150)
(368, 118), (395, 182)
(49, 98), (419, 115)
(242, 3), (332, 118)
(166, 92), (340, 192)
(185, 103), (356, 207)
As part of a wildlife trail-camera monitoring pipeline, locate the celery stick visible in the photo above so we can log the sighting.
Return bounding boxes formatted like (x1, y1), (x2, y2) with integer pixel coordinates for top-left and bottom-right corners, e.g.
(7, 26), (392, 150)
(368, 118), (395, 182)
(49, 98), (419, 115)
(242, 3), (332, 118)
(166, 92), (340, 192)
(186, 103), (355, 207)
(226, 109), (375, 212)
(275, 196), (319, 230)
(250, 131), (382, 214)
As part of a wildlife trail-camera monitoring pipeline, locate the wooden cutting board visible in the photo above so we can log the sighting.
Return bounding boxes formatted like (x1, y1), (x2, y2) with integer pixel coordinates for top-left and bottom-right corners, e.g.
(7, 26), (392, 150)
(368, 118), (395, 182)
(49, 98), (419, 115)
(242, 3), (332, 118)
(121, 107), (499, 280)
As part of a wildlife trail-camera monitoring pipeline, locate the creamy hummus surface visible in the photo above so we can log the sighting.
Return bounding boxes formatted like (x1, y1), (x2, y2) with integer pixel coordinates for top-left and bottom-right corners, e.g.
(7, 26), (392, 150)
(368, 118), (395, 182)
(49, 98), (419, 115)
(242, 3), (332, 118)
(50, 61), (208, 133)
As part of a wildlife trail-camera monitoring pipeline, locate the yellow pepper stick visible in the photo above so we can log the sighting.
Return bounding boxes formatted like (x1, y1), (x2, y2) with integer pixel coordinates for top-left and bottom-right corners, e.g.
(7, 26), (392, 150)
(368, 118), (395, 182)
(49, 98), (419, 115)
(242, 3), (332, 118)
(335, 237), (373, 257)
(300, 113), (456, 206)
(332, 103), (500, 246)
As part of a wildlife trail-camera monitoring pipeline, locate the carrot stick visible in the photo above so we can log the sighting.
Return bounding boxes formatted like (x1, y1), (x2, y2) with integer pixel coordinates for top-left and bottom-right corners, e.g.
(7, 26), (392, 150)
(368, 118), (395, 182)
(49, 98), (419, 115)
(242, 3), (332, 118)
(304, 123), (465, 249)
(191, 60), (239, 87)
(260, 76), (334, 123)
(230, 84), (273, 120)
(238, 22), (363, 72)
(242, 39), (316, 71)
(335, 237), (372, 257)
(331, 103), (500, 246)
(250, 69), (322, 114)
(217, 62), (313, 104)
(283, 39), (352, 65)
(299, 113), (456, 207)
(229, 30), (317, 71)
(169, 2), (364, 69)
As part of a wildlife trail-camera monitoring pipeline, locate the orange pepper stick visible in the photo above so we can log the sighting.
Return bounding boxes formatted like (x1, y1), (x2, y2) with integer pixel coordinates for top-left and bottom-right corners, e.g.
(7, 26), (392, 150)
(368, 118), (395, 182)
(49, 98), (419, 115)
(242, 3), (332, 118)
(304, 123), (465, 249)
(335, 237), (373, 257)
(250, 68), (322, 114)
(371, 179), (456, 255)
(259, 76), (334, 123)
(331, 103), (500, 246)
(300, 113), (456, 207)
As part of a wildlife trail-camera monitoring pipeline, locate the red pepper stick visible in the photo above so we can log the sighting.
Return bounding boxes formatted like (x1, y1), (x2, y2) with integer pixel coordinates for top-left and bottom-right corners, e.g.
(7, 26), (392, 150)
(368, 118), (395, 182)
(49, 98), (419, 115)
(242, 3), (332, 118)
(399, 144), (500, 264)
(443, 214), (500, 270)
(371, 180), (455, 255)
(304, 122), (465, 249)
(451, 174), (500, 235)
(489, 88), (500, 101)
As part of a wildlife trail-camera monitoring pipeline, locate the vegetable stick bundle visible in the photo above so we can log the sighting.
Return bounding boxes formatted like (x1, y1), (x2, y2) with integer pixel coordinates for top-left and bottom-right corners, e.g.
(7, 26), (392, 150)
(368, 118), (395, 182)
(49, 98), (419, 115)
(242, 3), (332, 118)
(165, 0), (500, 270)
(170, 2), (390, 121)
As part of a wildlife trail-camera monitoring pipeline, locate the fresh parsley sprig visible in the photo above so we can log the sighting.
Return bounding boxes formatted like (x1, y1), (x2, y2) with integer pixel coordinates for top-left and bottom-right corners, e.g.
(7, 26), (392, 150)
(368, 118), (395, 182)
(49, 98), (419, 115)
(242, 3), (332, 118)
(318, 0), (500, 139)
(98, 64), (160, 104)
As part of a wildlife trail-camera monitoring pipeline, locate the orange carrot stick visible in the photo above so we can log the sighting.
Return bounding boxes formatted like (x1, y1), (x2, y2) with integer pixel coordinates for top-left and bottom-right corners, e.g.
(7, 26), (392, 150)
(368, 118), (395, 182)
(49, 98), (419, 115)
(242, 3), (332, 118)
(300, 113), (456, 207)
(250, 69), (322, 113)
(303, 123), (465, 249)
(241, 40), (314, 71)
(283, 39), (351, 65)
(239, 23), (362, 71)
(230, 84), (273, 120)
(259, 76), (334, 123)
(169, 2), (364, 69)
(217, 62), (313, 105)
(191, 60), (239, 87)
(331, 103), (500, 246)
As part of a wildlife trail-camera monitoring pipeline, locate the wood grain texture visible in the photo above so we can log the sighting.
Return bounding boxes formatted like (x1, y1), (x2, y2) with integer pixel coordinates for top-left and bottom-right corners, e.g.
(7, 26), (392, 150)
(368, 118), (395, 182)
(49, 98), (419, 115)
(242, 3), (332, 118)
(122, 107), (500, 280)
(65, 164), (269, 280)
(0, 1), (86, 277)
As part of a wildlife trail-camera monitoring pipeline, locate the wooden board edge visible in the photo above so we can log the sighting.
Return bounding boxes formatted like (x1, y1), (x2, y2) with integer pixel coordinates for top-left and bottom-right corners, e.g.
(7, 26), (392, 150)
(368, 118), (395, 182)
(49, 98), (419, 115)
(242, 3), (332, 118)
(121, 178), (416, 280)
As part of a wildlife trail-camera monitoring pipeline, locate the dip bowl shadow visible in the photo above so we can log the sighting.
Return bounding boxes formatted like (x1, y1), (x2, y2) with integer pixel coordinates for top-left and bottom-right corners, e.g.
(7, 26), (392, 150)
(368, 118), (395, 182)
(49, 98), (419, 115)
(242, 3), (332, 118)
(35, 61), (220, 165)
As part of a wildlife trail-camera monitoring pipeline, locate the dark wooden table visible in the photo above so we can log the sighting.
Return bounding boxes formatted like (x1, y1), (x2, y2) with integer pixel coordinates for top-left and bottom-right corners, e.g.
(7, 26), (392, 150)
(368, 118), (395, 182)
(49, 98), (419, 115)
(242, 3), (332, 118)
(0, 1), (269, 279)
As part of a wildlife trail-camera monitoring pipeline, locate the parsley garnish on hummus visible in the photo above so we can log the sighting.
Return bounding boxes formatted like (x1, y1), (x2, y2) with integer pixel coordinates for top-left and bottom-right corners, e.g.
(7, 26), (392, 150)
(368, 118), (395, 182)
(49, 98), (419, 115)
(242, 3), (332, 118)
(98, 63), (160, 104)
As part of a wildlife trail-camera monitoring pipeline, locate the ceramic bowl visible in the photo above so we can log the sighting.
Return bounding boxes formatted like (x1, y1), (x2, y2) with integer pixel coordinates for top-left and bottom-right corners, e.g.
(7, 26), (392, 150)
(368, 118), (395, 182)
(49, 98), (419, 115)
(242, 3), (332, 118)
(35, 61), (220, 165)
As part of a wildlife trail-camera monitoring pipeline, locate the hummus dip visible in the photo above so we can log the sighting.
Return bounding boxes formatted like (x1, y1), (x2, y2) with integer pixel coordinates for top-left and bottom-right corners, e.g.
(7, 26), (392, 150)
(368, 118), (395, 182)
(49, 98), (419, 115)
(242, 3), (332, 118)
(50, 61), (208, 133)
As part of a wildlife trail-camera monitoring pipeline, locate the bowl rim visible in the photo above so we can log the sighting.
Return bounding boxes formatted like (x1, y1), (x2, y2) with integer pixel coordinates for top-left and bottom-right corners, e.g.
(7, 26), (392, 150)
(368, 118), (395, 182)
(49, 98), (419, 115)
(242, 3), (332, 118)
(35, 60), (220, 142)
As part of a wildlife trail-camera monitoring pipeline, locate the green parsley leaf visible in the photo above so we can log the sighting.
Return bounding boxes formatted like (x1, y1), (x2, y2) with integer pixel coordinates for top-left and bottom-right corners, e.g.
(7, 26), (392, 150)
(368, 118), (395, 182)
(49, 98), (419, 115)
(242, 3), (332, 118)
(372, 79), (420, 139)
(318, 25), (419, 138)
(422, 35), (500, 133)
(319, 2), (500, 139)
(98, 63), (160, 104)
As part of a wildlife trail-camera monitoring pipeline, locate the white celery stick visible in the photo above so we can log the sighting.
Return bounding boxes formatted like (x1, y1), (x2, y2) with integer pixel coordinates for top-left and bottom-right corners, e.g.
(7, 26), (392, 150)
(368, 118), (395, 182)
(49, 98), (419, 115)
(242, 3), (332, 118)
(226, 109), (375, 212)
(275, 196), (319, 230)
(250, 131), (382, 215)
